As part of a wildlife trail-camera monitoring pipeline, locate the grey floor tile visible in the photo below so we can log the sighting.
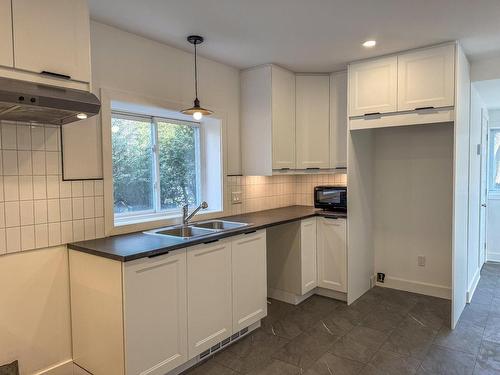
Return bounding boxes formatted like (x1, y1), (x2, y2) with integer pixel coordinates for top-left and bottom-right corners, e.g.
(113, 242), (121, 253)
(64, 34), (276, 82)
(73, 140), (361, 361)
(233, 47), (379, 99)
(471, 289), (495, 306)
(434, 319), (485, 355)
(488, 298), (500, 317)
(304, 352), (365, 375)
(299, 294), (343, 315)
(382, 316), (436, 359)
(265, 314), (304, 340)
(283, 305), (328, 332)
(330, 326), (389, 363)
(418, 345), (476, 375)
(474, 339), (500, 374)
(460, 302), (491, 327)
(183, 359), (238, 375)
(408, 301), (449, 332)
(360, 303), (406, 333)
(320, 303), (366, 336)
(359, 350), (421, 375)
(245, 359), (301, 375)
(484, 316), (500, 344)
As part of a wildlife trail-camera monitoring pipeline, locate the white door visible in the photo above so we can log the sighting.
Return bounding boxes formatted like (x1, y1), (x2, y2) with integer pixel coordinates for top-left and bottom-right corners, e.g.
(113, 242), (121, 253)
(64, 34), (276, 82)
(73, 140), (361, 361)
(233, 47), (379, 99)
(187, 240), (232, 358)
(348, 56), (398, 117)
(330, 71), (348, 169)
(0, 0), (13, 68)
(317, 217), (347, 292)
(123, 250), (188, 375)
(301, 218), (317, 294)
(12, 0), (91, 83)
(232, 230), (267, 331)
(397, 44), (455, 111)
(479, 112), (489, 265)
(272, 66), (296, 170)
(296, 75), (330, 169)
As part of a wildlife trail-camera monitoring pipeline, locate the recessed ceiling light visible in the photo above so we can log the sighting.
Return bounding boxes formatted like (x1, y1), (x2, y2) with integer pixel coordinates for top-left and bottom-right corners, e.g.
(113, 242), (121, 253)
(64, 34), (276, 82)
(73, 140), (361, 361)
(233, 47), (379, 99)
(76, 113), (88, 120)
(362, 40), (377, 48)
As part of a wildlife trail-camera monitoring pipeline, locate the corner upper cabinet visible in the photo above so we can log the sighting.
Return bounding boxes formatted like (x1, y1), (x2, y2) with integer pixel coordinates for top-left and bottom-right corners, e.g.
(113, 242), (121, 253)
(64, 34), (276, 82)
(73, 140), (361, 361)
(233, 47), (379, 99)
(0, 0), (14, 68)
(295, 75), (330, 169)
(397, 44), (455, 111)
(11, 0), (91, 83)
(241, 64), (295, 175)
(330, 71), (348, 169)
(348, 56), (398, 117)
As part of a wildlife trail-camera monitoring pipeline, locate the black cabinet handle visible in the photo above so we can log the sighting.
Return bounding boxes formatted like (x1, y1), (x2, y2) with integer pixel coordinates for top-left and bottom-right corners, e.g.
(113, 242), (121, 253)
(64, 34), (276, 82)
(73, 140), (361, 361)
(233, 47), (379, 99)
(203, 239), (219, 244)
(415, 106), (435, 111)
(41, 71), (71, 80)
(323, 216), (339, 220)
(306, 167), (320, 170)
(148, 251), (169, 258)
(243, 230), (257, 235)
(280, 168), (290, 171)
(364, 112), (381, 116)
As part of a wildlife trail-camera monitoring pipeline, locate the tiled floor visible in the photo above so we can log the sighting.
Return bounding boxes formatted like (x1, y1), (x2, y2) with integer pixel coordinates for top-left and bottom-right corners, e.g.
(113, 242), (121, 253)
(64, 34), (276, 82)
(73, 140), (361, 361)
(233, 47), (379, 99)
(183, 263), (500, 375)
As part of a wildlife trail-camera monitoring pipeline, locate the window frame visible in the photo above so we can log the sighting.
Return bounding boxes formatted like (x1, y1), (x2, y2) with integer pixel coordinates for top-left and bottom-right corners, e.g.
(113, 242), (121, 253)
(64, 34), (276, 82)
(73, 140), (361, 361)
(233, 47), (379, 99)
(489, 127), (500, 195)
(111, 110), (203, 224)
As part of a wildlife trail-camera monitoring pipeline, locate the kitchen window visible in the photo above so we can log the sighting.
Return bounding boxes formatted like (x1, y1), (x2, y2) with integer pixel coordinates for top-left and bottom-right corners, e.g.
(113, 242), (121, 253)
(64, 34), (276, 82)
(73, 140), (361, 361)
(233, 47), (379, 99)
(490, 128), (500, 194)
(111, 111), (202, 224)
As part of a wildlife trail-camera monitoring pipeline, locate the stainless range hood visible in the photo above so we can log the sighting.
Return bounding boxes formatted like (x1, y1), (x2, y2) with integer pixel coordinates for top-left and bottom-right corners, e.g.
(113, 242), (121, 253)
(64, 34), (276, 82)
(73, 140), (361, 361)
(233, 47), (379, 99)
(0, 77), (101, 125)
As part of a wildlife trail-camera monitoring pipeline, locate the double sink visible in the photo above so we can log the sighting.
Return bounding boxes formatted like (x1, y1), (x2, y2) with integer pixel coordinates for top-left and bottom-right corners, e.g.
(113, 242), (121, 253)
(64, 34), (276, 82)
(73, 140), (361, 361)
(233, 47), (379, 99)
(144, 220), (250, 240)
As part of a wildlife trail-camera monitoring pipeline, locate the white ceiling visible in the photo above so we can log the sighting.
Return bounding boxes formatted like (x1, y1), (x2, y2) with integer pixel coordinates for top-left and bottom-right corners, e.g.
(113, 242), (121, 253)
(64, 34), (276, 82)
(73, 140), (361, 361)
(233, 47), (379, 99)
(474, 79), (500, 109)
(88, 0), (500, 72)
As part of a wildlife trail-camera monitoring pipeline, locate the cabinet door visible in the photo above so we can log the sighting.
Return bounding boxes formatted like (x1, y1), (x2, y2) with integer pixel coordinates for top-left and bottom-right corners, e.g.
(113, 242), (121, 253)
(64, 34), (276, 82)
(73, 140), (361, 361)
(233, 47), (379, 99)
(317, 218), (347, 292)
(12, 0), (91, 83)
(330, 71), (348, 169)
(272, 66), (296, 169)
(348, 56), (398, 117)
(187, 240), (232, 358)
(398, 44), (455, 111)
(296, 75), (330, 169)
(124, 250), (188, 375)
(0, 0), (13, 68)
(301, 218), (317, 294)
(232, 230), (267, 331)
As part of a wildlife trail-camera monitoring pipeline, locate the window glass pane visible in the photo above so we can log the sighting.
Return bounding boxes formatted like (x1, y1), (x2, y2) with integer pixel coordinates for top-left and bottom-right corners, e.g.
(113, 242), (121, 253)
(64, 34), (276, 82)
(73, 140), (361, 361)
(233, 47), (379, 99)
(157, 120), (200, 210)
(492, 129), (500, 191)
(112, 116), (154, 214)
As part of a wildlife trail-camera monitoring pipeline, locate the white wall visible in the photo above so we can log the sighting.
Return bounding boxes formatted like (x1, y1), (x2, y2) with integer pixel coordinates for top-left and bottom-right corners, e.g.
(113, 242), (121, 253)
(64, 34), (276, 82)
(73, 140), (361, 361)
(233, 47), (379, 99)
(373, 124), (453, 299)
(487, 109), (500, 261)
(467, 86), (486, 296)
(471, 55), (500, 82)
(90, 21), (241, 175)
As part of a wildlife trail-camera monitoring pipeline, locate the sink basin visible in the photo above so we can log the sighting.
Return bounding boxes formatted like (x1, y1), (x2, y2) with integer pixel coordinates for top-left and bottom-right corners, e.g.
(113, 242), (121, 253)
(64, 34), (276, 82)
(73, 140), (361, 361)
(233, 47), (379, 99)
(192, 220), (250, 231)
(146, 225), (215, 239)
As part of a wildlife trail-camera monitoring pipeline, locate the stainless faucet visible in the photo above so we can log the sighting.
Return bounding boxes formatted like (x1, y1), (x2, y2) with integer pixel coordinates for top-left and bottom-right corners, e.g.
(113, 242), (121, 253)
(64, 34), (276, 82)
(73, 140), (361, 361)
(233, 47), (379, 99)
(182, 201), (208, 225)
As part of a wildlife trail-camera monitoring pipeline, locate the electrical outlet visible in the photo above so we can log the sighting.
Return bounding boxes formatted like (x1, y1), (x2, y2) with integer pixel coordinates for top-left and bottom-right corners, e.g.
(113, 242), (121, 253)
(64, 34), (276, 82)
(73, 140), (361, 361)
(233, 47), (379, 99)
(418, 256), (426, 267)
(231, 191), (242, 205)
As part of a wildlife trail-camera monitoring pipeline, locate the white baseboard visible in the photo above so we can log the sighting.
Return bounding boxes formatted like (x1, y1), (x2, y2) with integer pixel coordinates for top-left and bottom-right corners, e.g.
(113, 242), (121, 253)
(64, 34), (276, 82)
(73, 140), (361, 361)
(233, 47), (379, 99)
(375, 275), (451, 300)
(467, 268), (481, 303)
(487, 251), (500, 263)
(268, 287), (315, 305)
(32, 359), (74, 375)
(315, 287), (347, 302)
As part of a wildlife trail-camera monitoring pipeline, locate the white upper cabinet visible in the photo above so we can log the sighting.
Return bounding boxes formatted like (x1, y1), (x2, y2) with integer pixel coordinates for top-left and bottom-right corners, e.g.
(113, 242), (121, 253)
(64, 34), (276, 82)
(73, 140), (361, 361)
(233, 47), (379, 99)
(296, 75), (330, 169)
(301, 218), (317, 294)
(317, 218), (347, 292)
(231, 231), (267, 332)
(330, 71), (348, 169)
(272, 66), (296, 170)
(397, 44), (455, 111)
(241, 65), (295, 175)
(12, 0), (91, 83)
(349, 56), (398, 117)
(187, 240), (232, 359)
(124, 250), (188, 375)
(0, 0), (13, 68)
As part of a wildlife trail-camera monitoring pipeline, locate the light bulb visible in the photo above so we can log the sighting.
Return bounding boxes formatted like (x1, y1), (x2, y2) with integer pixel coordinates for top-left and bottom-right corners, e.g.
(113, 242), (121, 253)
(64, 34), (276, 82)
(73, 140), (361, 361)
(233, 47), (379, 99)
(76, 113), (88, 120)
(362, 40), (377, 48)
(193, 111), (203, 121)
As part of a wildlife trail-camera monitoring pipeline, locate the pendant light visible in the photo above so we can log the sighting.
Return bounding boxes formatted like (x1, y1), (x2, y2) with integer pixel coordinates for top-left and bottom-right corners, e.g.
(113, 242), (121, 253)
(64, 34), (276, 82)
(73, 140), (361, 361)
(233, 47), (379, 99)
(181, 35), (213, 121)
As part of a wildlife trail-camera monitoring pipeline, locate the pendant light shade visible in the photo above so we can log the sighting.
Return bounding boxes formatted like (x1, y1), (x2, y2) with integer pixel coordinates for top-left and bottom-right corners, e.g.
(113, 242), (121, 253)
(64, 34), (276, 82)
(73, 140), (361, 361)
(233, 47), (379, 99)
(181, 35), (213, 120)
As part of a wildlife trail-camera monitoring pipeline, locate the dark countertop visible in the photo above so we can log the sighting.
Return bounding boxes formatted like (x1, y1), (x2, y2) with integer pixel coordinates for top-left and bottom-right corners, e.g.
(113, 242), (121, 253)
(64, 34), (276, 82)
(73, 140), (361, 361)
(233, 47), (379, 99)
(68, 205), (347, 262)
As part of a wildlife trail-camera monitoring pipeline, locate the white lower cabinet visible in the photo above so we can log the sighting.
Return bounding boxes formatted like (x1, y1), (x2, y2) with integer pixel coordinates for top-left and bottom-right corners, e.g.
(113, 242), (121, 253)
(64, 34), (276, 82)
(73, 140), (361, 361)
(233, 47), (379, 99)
(187, 239), (233, 359)
(301, 218), (318, 294)
(317, 217), (347, 292)
(232, 230), (268, 331)
(124, 250), (188, 375)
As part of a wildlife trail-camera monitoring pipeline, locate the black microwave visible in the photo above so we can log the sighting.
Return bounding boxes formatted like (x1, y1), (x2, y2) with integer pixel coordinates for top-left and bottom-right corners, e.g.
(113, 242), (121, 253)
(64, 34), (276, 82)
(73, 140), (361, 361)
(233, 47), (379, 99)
(314, 186), (347, 212)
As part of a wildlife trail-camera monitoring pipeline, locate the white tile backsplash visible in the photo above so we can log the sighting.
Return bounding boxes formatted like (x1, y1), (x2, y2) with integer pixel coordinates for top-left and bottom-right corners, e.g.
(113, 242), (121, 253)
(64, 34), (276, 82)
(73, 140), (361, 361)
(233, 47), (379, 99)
(0, 122), (105, 255)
